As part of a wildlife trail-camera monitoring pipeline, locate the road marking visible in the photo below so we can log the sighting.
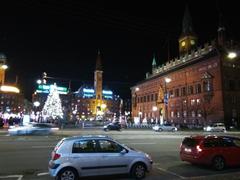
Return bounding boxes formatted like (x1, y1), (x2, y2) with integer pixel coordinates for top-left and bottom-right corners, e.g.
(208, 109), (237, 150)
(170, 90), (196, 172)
(0, 175), (23, 180)
(31, 145), (54, 148)
(156, 167), (187, 179)
(37, 172), (49, 176)
(187, 171), (240, 179)
(129, 142), (156, 145)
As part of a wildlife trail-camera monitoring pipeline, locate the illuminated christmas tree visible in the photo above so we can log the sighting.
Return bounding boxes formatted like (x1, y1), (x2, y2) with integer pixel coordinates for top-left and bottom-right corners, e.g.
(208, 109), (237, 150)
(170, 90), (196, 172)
(42, 83), (63, 120)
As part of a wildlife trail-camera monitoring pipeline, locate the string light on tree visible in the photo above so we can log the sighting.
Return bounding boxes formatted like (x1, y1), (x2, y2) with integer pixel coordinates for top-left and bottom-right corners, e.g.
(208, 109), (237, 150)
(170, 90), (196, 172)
(42, 83), (63, 120)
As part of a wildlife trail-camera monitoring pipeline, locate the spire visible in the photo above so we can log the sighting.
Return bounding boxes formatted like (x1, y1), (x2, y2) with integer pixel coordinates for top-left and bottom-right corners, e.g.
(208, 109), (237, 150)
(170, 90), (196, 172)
(182, 5), (194, 36)
(152, 53), (157, 67)
(178, 5), (198, 56)
(217, 13), (225, 46)
(96, 49), (102, 71)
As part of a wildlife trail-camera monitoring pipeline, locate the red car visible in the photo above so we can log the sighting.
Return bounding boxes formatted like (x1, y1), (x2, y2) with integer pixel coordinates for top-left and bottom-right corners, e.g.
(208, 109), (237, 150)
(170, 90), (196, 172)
(180, 135), (240, 170)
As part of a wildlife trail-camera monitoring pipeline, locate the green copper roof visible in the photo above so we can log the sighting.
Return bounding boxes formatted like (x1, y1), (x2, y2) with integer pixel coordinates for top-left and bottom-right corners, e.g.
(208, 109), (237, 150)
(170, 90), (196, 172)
(152, 54), (157, 66)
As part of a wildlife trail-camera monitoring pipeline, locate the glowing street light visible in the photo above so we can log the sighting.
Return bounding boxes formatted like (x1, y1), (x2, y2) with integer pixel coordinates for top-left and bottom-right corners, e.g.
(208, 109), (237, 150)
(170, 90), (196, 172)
(36, 79), (42, 84)
(1, 64), (8, 69)
(33, 101), (40, 107)
(227, 52), (237, 59)
(152, 106), (157, 112)
(165, 77), (172, 83)
(101, 103), (107, 109)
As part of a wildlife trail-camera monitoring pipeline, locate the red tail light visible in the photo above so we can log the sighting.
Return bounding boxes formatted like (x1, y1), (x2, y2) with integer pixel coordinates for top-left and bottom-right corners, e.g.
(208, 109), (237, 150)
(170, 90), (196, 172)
(52, 152), (61, 160)
(196, 145), (202, 152)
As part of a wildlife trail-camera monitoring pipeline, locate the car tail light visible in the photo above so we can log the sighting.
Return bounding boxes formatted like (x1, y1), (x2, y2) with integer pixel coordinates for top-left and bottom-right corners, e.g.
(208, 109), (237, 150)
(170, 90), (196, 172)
(52, 152), (61, 160)
(196, 145), (202, 152)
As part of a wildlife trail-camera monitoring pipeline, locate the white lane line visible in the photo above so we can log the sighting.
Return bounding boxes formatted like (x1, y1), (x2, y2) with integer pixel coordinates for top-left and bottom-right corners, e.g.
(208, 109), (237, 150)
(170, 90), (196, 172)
(32, 145), (54, 148)
(188, 171), (240, 179)
(129, 142), (156, 145)
(156, 167), (187, 179)
(37, 172), (49, 176)
(0, 175), (23, 180)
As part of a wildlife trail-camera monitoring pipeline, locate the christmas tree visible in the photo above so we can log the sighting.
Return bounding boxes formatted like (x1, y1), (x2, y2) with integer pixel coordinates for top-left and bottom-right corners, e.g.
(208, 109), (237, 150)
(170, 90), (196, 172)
(42, 83), (63, 120)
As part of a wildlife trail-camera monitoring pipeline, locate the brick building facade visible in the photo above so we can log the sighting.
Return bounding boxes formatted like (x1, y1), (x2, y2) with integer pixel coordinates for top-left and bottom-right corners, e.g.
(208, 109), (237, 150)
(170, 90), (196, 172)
(131, 8), (240, 128)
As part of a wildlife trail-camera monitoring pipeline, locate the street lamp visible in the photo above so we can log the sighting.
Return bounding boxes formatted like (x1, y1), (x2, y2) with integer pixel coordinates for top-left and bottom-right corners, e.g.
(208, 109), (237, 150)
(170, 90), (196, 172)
(1, 64), (8, 70)
(36, 79), (42, 84)
(33, 101), (40, 107)
(152, 106), (157, 123)
(33, 101), (40, 122)
(164, 77), (171, 123)
(227, 51), (237, 59)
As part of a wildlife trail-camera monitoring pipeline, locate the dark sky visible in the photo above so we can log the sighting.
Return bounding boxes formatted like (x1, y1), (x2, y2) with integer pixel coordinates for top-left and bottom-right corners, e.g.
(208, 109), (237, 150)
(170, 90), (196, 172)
(0, 0), (239, 100)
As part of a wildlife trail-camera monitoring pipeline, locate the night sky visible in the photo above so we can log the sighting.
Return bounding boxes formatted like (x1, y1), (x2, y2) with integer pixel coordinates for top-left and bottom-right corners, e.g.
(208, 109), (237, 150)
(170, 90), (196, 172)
(0, 0), (239, 100)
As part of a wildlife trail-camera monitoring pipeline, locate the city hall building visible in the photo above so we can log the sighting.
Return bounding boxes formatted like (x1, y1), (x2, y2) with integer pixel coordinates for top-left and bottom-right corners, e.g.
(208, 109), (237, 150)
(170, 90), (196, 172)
(131, 8), (240, 128)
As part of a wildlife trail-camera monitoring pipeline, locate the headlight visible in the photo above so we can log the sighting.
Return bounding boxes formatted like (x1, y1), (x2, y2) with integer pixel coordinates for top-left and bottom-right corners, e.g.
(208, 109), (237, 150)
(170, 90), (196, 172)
(145, 153), (152, 161)
(206, 126), (211, 131)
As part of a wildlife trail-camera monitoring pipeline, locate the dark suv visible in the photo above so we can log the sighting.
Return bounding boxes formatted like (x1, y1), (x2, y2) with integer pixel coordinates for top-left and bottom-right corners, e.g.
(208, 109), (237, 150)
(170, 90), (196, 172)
(103, 121), (121, 131)
(180, 135), (240, 170)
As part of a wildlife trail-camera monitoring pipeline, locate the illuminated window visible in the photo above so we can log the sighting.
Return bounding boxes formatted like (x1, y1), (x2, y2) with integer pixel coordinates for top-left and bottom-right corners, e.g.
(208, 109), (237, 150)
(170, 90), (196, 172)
(190, 99), (195, 106)
(190, 40), (195, 45)
(183, 99), (187, 106)
(181, 41), (186, 47)
(196, 99), (200, 105)
(192, 111), (196, 117)
(177, 111), (180, 118)
(183, 111), (187, 117)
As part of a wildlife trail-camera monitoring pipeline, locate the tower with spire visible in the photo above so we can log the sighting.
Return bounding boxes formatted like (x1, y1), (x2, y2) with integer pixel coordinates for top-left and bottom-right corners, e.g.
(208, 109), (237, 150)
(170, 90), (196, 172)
(217, 13), (225, 47)
(94, 49), (103, 113)
(152, 53), (157, 73)
(178, 5), (198, 56)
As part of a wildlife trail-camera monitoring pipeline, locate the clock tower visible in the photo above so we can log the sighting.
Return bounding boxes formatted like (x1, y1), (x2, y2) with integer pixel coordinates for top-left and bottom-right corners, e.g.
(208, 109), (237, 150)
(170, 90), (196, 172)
(179, 5), (198, 56)
(94, 50), (103, 114)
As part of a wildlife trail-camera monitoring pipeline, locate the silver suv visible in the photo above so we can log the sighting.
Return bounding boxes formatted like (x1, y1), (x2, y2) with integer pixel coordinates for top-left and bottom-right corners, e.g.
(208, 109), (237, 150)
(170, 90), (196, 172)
(203, 123), (226, 132)
(49, 135), (153, 179)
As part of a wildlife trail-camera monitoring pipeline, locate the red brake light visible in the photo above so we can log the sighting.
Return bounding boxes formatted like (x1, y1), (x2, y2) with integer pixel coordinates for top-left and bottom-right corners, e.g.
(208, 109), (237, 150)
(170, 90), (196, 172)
(52, 152), (61, 160)
(196, 145), (202, 152)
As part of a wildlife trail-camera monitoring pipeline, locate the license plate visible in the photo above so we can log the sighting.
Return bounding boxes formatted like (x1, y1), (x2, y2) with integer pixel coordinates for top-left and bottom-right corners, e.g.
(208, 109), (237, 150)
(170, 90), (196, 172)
(184, 148), (192, 152)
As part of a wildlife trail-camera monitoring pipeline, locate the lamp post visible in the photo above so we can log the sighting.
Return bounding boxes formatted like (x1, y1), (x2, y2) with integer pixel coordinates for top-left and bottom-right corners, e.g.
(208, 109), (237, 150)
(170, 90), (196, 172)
(152, 106), (157, 124)
(217, 46), (238, 129)
(164, 77), (171, 123)
(33, 101), (40, 122)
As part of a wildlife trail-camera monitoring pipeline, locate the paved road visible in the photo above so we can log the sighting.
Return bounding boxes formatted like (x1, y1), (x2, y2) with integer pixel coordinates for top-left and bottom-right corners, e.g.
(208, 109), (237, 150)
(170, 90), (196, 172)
(1, 129), (240, 180)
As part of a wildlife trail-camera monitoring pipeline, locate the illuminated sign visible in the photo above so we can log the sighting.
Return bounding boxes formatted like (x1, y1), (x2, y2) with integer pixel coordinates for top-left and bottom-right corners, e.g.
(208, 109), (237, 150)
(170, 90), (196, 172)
(37, 84), (68, 94)
(0, 85), (20, 93)
(102, 90), (113, 95)
(83, 88), (94, 93)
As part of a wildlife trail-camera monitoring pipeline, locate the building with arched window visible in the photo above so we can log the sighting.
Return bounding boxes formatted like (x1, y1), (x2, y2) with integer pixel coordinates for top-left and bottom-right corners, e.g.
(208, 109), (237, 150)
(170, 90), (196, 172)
(131, 7), (240, 128)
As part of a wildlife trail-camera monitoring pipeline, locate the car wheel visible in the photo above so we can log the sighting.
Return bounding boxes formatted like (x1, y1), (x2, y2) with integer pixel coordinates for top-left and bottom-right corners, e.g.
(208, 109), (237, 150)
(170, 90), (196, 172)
(56, 167), (79, 180)
(159, 128), (163, 132)
(130, 162), (146, 179)
(172, 128), (176, 132)
(212, 156), (225, 171)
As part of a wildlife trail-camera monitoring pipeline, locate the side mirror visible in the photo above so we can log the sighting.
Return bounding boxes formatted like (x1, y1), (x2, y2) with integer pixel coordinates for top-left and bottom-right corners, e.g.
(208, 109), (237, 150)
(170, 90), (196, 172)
(120, 149), (127, 154)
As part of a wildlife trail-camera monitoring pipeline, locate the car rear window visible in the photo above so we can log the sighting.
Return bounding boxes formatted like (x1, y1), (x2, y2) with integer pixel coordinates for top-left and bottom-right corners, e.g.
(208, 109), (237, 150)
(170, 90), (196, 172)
(54, 139), (64, 151)
(182, 138), (198, 147)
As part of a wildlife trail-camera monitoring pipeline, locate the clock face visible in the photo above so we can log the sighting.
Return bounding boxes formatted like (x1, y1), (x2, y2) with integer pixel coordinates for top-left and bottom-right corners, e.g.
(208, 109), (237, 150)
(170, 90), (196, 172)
(181, 41), (186, 47)
(190, 40), (195, 45)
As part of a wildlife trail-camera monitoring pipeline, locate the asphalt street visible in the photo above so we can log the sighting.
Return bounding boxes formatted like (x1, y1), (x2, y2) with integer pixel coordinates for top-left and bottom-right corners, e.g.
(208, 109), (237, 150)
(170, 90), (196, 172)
(0, 129), (240, 180)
